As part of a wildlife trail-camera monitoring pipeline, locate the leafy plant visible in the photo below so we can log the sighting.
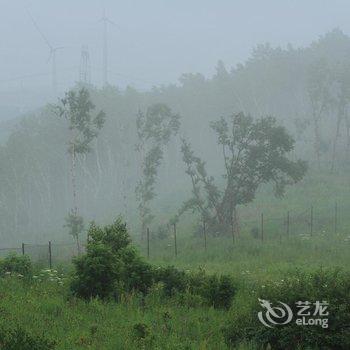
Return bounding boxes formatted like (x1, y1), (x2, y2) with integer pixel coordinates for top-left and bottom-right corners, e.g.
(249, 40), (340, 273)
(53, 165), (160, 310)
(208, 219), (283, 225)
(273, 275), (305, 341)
(156, 266), (236, 309)
(0, 326), (56, 350)
(132, 322), (150, 340)
(70, 242), (121, 299)
(154, 265), (188, 296)
(223, 268), (350, 349)
(70, 218), (153, 299)
(0, 253), (32, 278)
(201, 274), (236, 310)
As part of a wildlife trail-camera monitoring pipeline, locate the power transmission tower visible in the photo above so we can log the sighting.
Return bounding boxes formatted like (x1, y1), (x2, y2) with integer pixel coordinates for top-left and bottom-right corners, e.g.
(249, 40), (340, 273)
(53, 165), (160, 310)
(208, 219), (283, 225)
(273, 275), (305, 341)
(79, 45), (91, 85)
(100, 8), (118, 86)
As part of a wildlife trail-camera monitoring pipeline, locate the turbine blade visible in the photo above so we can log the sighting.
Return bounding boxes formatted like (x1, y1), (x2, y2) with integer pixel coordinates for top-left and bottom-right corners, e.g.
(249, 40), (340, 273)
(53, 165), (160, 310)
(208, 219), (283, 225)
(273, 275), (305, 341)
(25, 6), (52, 50)
(106, 18), (119, 28)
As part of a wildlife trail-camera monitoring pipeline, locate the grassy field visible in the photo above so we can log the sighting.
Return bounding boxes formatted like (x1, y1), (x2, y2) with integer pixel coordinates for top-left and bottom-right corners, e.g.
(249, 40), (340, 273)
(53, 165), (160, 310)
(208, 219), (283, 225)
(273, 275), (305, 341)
(0, 231), (349, 349)
(0, 171), (349, 349)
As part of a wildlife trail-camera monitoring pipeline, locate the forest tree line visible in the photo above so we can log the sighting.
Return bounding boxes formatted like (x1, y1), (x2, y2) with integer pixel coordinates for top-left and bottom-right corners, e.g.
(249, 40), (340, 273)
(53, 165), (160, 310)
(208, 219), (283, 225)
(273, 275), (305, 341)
(0, 29), (350, 243)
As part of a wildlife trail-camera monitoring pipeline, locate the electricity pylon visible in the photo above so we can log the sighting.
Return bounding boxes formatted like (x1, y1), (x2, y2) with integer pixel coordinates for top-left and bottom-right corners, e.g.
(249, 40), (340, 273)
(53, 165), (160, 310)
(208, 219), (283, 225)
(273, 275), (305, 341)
(79, 45), (91, 85)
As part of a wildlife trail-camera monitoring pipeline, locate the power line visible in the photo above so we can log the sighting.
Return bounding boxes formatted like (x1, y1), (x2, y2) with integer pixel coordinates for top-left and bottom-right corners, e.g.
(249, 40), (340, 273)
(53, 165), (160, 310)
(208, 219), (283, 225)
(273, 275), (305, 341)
(0, 67), (79, 85)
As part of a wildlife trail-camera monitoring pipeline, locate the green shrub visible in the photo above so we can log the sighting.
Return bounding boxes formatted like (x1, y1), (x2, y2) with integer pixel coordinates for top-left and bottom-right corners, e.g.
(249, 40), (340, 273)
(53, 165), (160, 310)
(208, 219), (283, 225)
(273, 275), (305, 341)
(154, 265), (187, 296)
(71, 218), (236, 307)
(131, 322), (154, 348)
(132, 322), (150, 340)
(0, 326), (56, 350)
(70, 243), (121, 299)
(87, 219), (131, 252)
(71, 219), (154, 299)
(201, 274), (236, 309)
(0, 253), (32, 278)
(155, 266), (236, 309)
(223, 268), (350, 349)
(121, 252), (154, 295)
(187, 269), (236, 309)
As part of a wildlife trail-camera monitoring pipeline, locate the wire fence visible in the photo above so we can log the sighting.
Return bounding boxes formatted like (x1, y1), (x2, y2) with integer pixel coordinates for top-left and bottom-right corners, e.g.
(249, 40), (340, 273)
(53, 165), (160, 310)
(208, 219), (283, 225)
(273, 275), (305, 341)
(142, 201), (349, 258)
(0, 202), (348, 266)
(0, 241), (82, 269)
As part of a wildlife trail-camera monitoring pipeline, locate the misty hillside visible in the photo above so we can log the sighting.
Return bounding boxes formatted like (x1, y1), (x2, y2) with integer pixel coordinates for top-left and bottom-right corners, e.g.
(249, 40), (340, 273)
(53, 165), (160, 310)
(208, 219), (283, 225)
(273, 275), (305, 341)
(1, 29), (350, 244)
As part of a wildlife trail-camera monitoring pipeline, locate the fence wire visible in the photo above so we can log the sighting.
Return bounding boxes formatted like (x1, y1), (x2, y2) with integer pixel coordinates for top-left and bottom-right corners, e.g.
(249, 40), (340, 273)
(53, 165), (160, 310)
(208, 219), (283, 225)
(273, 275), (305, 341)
(0, 202), (346, 264)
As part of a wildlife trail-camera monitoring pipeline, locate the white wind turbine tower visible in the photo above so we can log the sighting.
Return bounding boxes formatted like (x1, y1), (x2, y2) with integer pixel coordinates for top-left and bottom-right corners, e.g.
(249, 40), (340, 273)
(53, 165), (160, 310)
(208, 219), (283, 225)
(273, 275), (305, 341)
(100, 8), (118, 86)
(26, 8), (65, 94)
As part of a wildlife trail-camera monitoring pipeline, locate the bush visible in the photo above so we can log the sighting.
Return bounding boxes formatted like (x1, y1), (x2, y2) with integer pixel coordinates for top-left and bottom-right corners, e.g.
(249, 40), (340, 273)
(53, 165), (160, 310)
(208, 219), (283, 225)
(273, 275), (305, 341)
(201, 274), (236, 310)
(154, 266), (187, 296)
(131, 322), (154, 348)
(87, 220), (131, 253)
(223, 268), (350, 349)
(70, 243), (121, 299)
(71, 219), (154, 299)
(71, 218), (236, 307)
(121, 251), (154, 295)
(155, 266), (236, 309)
(0, 326), (56, 350)
(187, 269), (236, 309)
(0, 253), (32, 278)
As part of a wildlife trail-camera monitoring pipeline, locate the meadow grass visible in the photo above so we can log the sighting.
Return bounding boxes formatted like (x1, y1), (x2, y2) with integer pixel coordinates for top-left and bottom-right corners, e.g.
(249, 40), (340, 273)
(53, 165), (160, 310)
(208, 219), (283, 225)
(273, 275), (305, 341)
(0, 276), (233, 349)
(1, 228), (349, 349)
(0, 171), (349, 349)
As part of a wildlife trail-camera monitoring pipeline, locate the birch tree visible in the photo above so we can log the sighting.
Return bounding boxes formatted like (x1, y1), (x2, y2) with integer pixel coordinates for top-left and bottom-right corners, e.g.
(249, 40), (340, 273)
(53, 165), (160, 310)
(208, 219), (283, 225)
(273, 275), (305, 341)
(135, 104), (180, 239)
(55, 88), (106, 251)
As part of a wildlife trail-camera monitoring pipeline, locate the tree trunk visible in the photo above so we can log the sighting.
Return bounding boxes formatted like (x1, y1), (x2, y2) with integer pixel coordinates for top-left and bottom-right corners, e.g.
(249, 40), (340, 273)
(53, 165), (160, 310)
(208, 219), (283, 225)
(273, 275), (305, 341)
(70, 145), (81, 255)
(313, 116), (321, 169)
(331, 110), (343, 172)
(345, 114), (350, 163)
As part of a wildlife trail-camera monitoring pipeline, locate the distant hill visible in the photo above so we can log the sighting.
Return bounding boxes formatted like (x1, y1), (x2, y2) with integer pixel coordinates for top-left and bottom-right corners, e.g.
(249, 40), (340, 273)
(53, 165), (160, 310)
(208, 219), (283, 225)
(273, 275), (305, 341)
(1, 29), (350, 244)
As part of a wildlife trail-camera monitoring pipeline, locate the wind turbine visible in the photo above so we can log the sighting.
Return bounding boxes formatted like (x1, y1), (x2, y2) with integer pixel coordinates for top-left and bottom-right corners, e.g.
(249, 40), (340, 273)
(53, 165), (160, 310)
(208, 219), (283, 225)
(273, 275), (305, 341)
(25, 7), (65, 94)
(100, 8), (119, 86)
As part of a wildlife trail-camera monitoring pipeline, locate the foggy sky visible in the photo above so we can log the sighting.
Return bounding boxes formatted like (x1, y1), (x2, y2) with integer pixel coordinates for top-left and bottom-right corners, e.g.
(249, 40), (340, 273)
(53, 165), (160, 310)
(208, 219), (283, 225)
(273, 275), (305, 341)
(1, 0), (350, 114)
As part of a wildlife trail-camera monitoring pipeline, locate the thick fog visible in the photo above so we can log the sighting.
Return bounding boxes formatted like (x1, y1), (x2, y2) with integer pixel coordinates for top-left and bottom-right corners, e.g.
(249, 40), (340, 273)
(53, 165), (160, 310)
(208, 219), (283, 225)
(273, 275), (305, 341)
(1, 0), (350, 116)
(1, 4), (350, 348)
(1, 1), (350, 247)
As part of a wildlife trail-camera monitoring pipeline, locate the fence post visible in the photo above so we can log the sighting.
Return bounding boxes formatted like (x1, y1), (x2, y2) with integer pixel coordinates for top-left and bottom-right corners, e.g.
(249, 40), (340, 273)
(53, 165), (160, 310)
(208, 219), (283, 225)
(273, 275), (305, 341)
(310, 206), (313, 236)
(261, 213), (264, 242)
(335, 202), (338, 234)
(173, 223), (177, 258)
(21, 243), (25, 255)
(48, 241), (52, 270)
(146, 227), (150, 259)
(287, 211), (290, 237)
(203, 219), (207, 253)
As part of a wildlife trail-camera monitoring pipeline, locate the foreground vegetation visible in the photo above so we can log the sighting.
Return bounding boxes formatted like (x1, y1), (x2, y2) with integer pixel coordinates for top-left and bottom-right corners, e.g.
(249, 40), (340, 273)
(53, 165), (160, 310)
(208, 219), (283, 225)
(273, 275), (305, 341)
(0, 173), (348, 349)
(0, 218), (350, 349)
